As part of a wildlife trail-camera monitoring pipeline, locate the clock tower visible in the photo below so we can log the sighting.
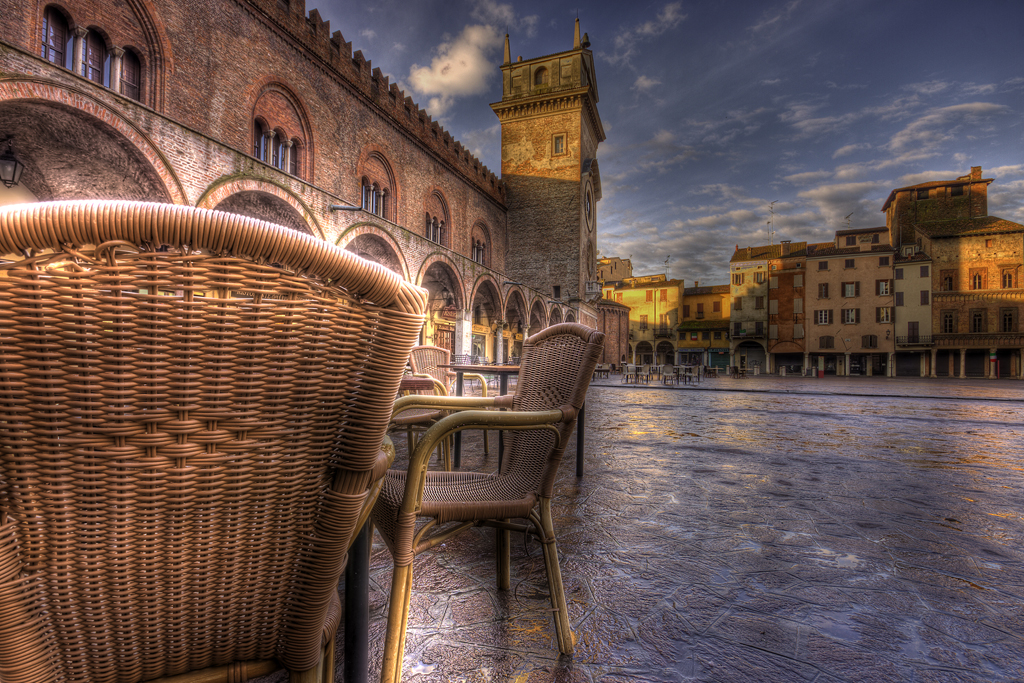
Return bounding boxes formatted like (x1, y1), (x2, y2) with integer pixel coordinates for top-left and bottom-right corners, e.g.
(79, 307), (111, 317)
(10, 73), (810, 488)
(492, 19), (605, 310)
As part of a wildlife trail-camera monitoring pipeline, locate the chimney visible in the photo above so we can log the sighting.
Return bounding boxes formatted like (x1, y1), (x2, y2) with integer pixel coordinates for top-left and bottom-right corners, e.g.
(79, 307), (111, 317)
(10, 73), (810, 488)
(694, 280), (699, 288)
(781, 240), (791, 256)
(971, 165), (982, 180)
(746, 247), (751, 259)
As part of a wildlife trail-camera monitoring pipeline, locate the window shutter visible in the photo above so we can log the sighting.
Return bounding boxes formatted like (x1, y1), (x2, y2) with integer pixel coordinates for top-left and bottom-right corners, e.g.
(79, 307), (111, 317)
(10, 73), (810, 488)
(895, 268), (903, 280)
(855, 309), (860, 323)
(794, 324), (804, 339)
(769, 299), (778, 315)
(794, 298), (803, 314)
(794, 274), (803, 288)
(854, 281), (860, 296)
(769, 324), (778, 339)
(769, 276), (778, 289)
(895, 292), (904, 306)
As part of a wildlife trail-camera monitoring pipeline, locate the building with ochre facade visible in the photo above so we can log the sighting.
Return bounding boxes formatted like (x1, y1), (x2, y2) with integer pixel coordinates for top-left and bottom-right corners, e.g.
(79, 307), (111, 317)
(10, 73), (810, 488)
(0, 0), (603, 362)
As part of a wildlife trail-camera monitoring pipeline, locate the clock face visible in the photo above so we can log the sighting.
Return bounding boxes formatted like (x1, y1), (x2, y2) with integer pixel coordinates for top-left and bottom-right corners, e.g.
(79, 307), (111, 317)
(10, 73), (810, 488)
(585, 186), (593, 230)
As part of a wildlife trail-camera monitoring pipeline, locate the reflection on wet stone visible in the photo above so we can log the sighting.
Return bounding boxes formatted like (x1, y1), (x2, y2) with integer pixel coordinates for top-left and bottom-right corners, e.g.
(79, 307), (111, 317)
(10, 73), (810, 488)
(252, 379), (1024, 683)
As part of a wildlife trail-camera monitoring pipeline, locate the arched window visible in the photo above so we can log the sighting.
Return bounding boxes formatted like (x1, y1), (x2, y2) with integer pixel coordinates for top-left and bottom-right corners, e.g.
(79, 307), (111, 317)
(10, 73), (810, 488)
(362, 178), (372, 211)
(380, 189), (388, 219)
(253, 120), (268, 161)
(534, 67), (548, 86)
(289, 139), (300, 176)
(41, 7), (72, 69)
(82, 30), (108, 85)
(120, 49), (141, 100)
(972, 272), (983, 290)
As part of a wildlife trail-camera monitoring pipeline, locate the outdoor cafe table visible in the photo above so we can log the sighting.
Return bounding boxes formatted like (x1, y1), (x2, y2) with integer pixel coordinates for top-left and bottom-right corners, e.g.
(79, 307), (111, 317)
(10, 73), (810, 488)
(440, 364), (588, 478)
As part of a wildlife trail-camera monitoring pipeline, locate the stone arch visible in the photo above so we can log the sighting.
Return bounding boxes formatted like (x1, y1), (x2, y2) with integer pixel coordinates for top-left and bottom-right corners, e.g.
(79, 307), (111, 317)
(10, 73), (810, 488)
(337, 226), (407, 278)
(635, 341), (654, 365)
(548, 307), (563, 326)
(656, 341), (675, 365)
(198, 177), (321, 237)
(418, 256), (465, 354)
(529, 298), (547, 334)
(0, 83), (185, 203)
(503, 287), (528, 358)
(250, 79), (314, 179)
(356, 146), (398, 223)
(565, 311), (577, 323)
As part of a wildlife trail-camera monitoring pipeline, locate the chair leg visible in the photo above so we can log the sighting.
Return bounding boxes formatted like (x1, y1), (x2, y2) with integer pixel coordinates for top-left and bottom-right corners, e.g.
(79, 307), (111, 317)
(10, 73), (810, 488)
(496, 523), (510, 591)
(381, 563), (414, 683)
(537, 498), (574, 655)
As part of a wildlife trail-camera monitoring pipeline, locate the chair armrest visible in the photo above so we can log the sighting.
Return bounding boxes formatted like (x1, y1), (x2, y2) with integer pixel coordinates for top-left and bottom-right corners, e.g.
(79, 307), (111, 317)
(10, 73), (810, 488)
(391, 394), (498, 419)
(398, 408), (568, 516)
(412, 373), (449, 396)
(462, 372), (489, 397)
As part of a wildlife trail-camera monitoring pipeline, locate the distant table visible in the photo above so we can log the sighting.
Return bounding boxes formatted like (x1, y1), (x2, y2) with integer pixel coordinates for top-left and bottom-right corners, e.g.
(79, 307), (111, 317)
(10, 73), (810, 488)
(439, 364), (520, 468)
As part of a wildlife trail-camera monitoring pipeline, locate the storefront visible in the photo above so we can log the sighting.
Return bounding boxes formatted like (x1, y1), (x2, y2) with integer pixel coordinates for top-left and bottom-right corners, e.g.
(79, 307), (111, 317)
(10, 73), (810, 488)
(677, 347), (704, 366)
(707, 348), (730, 370)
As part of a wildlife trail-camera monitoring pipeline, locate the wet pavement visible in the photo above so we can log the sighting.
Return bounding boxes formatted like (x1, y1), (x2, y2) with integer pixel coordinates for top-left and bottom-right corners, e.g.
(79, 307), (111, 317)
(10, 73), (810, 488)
(269, 374), (1024, 682)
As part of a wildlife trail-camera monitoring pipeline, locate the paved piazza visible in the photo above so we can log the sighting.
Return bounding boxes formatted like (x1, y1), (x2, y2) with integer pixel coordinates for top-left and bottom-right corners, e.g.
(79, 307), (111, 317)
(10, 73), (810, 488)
(268, 375), (1024, 682)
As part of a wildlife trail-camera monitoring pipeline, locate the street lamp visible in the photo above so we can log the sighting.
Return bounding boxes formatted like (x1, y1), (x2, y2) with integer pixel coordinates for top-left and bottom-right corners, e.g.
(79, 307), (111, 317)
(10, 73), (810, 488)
(0, 137), (25, 189)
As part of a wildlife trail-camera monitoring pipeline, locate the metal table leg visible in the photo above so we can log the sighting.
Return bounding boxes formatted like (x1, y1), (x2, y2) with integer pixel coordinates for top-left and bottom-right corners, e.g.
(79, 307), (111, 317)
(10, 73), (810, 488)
(498, 372), (508, 469)
(343, 522), (370, 683)
(576, 402), (585, 478)
(453, 371), (464, 469)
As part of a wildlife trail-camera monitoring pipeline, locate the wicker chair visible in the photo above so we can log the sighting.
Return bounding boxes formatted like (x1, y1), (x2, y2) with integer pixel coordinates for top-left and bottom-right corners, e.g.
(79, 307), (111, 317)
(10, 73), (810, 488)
(0, 200), (427, 683)
(373, 323), (605, 683)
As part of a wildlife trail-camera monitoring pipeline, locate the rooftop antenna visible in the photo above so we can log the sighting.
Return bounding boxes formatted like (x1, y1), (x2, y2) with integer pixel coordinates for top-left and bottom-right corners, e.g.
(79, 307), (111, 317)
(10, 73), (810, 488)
(768, 200), (778, 245)
(665, 255), (671, 280)
(844, 212), (853, 229)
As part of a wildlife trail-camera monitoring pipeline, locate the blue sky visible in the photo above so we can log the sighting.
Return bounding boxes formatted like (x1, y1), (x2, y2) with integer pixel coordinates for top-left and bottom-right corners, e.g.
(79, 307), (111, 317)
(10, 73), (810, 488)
(314, 0), (1024, 286)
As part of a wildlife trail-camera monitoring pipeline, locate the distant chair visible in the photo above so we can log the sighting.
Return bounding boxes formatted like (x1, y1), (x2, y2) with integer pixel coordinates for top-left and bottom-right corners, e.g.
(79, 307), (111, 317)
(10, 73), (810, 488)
(374, 324), (605, 683)
(661, 364), (679, 385)
(0, 200), (427, 683)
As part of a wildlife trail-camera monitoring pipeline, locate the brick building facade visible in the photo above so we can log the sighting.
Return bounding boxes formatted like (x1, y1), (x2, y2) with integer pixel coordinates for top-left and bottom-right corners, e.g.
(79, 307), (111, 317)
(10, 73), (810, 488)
(884, 167), (1024, 378)
(0, 0), (602, 361)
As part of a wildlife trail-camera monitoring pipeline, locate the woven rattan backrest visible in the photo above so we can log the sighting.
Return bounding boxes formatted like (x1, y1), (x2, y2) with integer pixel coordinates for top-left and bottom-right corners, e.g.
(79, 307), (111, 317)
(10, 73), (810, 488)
(409, 345), (453, 388)
(500, 323), (604, 498)
(0, 201), (427, 683)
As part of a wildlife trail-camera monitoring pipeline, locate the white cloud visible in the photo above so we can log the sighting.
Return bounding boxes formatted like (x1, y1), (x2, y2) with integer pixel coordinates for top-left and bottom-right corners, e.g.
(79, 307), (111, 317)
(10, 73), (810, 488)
(406, 24), (503, 117)
(903, 80), (950, 96)
(761, 78), (781, 86)
(603, 3), (686, 65)
(784, 170), (833, 184)
(832, 143), (870, 159)
(887, 102), (1009, 155)
(989, 165), (1024, 178)
(797, 181), (887, 228)
(749, 0), (802, 34)
(633, 75), (661, 92)
(471, 0), (539, 37)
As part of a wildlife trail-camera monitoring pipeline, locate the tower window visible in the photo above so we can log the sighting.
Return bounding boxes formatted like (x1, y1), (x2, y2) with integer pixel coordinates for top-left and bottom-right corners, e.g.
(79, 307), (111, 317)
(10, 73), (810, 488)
(553, 134), (566, 156)
(534, 67), (548, 86)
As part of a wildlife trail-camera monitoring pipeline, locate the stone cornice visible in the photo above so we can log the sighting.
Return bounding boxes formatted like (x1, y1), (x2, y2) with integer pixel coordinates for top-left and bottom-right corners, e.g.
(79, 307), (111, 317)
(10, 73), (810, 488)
(491, 88), (605, 143)
(933, 289), (1024, 304)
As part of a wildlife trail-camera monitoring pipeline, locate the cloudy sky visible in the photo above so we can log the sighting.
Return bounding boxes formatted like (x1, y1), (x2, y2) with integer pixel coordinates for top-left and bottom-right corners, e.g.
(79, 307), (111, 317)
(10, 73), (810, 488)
(314, 0), (1024, 286)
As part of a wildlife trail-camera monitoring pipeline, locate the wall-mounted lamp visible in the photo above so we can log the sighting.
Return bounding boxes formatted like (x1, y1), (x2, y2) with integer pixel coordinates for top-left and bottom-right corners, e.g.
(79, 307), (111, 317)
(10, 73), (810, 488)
(329, 204), (361, 212)
(885, 329), (890, 339)
(0, 137), (25, 189)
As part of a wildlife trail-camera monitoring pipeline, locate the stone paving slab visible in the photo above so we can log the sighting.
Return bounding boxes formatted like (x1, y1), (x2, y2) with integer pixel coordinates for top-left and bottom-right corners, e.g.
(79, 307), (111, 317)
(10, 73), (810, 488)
(256, 379), (1024, 682)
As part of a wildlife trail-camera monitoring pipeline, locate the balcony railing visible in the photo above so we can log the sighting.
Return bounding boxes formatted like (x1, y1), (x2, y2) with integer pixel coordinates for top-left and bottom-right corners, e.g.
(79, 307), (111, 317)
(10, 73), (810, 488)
(896, 335), (933, 346)
(653, 324), (675, 338)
